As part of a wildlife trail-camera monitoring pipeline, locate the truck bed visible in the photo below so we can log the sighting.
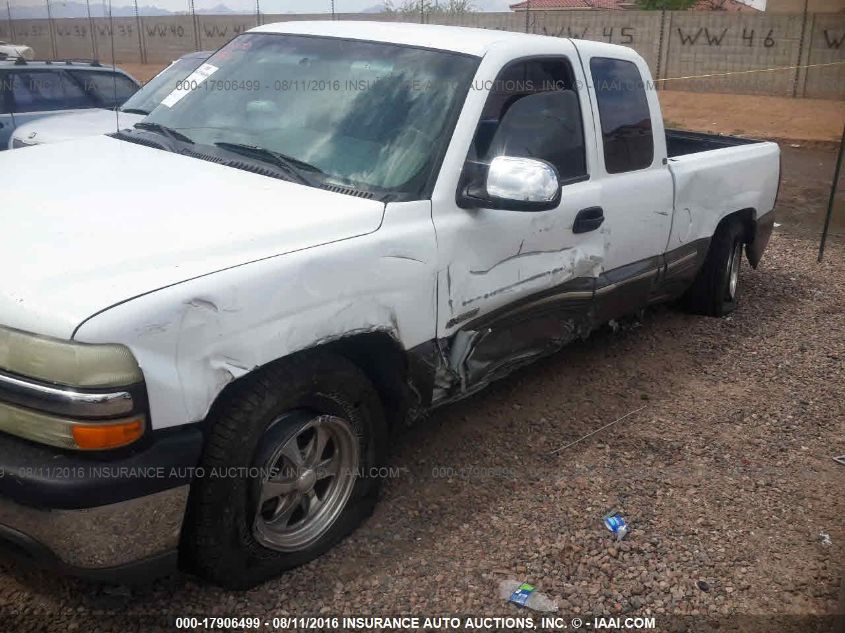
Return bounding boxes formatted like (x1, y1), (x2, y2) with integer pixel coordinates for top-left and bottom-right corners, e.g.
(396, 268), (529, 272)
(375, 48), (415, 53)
(666, 131), (780, 265)
(666, 129), (762, 158)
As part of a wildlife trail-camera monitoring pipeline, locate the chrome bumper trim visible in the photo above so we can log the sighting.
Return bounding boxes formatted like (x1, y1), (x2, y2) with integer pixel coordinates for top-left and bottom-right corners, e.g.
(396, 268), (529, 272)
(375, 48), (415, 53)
(0, 370), (135, 418)
(0, 485), (188, 568)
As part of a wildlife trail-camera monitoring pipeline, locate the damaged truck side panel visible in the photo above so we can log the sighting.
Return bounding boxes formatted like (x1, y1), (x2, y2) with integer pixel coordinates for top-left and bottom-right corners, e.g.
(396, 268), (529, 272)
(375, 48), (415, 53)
(428, 39), (606, 401)
(667, 142), (780, 269)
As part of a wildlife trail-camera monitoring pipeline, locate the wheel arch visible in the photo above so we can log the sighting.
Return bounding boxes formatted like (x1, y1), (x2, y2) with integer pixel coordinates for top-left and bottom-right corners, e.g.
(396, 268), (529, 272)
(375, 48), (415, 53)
(202, 330), (416, 433)
(719, 207), (755, 238)
(320, 331), (413, 429)
(718, 207), (772, 270)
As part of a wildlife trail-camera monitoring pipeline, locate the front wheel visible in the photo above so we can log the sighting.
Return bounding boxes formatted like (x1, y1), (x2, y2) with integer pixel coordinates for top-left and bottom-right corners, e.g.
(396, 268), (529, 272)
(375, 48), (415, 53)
(181, 353), (387, 589)
(252, 412), (360, 553)
(683, 218), (745, 317)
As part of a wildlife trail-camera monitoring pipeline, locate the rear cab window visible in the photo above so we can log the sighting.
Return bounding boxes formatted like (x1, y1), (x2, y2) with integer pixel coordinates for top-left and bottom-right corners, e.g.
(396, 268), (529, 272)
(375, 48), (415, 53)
(589, 57), (654, 174)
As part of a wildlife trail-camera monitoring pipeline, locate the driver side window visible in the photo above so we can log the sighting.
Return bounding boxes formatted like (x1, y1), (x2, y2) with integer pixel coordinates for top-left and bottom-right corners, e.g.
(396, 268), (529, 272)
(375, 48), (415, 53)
(469, 57), (587, 184)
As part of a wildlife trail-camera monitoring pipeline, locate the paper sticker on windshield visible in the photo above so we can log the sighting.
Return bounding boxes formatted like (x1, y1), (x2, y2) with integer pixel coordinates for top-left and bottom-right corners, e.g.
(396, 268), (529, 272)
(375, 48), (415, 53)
(160, 63), (218, 108)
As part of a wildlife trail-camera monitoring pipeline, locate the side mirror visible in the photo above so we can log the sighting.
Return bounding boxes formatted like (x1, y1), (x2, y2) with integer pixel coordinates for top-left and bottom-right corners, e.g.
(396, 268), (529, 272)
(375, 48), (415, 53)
(458, 156), (561, 212)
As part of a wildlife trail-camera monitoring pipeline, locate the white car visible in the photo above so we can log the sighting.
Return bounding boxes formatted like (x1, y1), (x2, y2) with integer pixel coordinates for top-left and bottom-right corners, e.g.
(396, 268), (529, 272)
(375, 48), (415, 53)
(0, 21), (779, 589)
(0, 41), (34, 60)
(9, 51), (210, 148)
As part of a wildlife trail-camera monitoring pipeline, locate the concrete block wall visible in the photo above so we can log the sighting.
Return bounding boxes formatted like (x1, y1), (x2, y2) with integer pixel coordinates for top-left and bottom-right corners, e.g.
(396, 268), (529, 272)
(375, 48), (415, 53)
(2, 10), (843, 99)
(1, 19), (55, 58)
(531, 10), (664, 73)
(661, 12), (807, 96)
(803, 12), (845, 99)
(139, 16), (203, 63)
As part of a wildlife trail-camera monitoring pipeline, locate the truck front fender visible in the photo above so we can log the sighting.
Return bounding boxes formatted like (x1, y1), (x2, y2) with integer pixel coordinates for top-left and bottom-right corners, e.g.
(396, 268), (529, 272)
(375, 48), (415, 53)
(73, 201), (439, 431)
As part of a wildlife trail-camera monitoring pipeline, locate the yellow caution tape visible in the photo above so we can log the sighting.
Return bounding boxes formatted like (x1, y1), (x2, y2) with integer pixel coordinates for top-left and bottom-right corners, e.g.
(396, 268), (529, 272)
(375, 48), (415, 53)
(656, 59), (845, 82)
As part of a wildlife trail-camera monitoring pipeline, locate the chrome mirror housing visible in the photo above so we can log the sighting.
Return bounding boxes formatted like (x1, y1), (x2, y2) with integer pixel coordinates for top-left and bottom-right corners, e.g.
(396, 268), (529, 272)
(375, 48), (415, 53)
(486, 156), (560, 205)
(457, 155), (561, 212)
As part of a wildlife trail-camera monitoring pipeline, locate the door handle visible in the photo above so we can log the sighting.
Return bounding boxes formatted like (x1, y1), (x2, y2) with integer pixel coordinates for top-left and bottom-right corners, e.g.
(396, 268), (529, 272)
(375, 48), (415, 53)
(573, 206), (604, 234)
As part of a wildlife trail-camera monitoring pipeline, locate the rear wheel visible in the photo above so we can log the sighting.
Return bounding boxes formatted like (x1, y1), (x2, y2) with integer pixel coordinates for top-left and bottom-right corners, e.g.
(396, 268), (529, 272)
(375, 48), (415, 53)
(182, 353), (387, 589)
(684, 218), (745, 317)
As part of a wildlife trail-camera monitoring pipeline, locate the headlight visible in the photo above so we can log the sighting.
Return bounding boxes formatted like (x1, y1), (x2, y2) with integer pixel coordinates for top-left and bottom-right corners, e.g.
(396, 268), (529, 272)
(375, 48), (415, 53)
(0, 401), (144, 450)
(0, 325), (143, 388)
(0, 325), (147, 450)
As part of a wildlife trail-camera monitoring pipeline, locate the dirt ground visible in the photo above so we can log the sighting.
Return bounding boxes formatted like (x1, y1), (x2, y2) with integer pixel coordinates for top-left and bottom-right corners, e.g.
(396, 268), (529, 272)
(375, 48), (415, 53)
(117, 61), (168, 85)
(778, 145), (845, 238)
(0, 144), (842, 629)
(659, 91), (845, 145)
(118, 61), (845, 146)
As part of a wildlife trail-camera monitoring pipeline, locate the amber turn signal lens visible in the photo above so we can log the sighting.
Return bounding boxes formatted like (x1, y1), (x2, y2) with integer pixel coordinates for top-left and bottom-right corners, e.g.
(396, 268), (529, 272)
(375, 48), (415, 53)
(71, 418), (144, 450)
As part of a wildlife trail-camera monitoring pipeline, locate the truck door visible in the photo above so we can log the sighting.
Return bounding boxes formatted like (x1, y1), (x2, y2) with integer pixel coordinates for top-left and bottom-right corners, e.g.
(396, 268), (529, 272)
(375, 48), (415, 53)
(577, 48), (675, 322)
(431, 51), (605, 394)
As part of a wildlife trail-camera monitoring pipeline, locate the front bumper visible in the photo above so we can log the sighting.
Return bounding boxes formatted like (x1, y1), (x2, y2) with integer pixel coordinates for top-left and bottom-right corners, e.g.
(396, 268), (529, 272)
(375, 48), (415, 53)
(0, 485), (187, 580)
(0, 424), (203, 580)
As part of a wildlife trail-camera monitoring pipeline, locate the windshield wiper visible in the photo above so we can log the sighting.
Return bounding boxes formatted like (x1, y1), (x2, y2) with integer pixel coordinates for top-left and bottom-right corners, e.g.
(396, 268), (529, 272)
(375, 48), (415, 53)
(121, 107), (150, 115)
(133, 121), (194, 144)
(214, 142), (324, 185)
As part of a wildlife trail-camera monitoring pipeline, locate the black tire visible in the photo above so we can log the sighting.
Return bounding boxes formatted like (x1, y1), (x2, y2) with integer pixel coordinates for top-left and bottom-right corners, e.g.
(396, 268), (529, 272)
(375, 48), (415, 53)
(683, 218), (745, 317)
(181, 352), (387, 589)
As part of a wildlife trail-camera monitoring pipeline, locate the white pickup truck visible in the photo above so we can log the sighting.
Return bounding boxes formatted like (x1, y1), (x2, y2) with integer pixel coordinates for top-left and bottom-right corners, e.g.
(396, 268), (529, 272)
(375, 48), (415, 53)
(0, 21), (779, 588)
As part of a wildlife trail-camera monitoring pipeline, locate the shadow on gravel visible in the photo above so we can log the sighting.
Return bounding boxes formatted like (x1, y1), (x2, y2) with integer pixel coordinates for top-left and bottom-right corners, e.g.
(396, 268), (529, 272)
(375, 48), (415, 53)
(0, 555), (194, 611)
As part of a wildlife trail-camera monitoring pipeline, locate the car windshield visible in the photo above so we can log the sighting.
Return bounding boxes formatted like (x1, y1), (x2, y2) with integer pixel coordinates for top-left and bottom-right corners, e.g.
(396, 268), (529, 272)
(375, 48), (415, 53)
(143, 33), (479, 198)
(120, 56), (207, 115)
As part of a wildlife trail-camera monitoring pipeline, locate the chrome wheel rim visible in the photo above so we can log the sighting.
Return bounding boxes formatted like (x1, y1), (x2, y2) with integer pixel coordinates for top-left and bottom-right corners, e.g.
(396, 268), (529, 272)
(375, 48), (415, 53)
(253, 414), (358, 552)
(727, 241), (742, 300)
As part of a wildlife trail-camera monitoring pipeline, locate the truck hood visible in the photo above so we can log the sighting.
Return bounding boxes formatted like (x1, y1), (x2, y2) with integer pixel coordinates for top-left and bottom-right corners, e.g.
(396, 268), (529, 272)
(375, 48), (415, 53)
(0, 136), (385, 339)
(13, 110), (144, 145)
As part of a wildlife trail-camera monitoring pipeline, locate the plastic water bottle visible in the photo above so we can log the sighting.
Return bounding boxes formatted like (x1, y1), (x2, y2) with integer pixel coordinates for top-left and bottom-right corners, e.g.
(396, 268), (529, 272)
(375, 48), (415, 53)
(603, 513), (629, 541)
(498, 580), (558, 612)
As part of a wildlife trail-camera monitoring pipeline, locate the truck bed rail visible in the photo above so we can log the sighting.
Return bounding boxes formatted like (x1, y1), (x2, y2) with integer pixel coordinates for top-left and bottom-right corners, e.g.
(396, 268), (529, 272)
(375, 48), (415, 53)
(666, 129), (763, 159)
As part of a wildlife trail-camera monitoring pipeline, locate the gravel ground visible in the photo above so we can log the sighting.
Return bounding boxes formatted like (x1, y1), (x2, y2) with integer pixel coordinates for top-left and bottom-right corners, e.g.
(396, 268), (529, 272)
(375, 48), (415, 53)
(1, 152), (843, 632)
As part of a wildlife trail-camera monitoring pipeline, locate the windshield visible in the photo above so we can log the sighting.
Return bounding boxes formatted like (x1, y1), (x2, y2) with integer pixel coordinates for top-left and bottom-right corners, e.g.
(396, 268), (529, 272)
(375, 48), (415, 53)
(144, 33), (479, 198)
(121, 56), (206, 115)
